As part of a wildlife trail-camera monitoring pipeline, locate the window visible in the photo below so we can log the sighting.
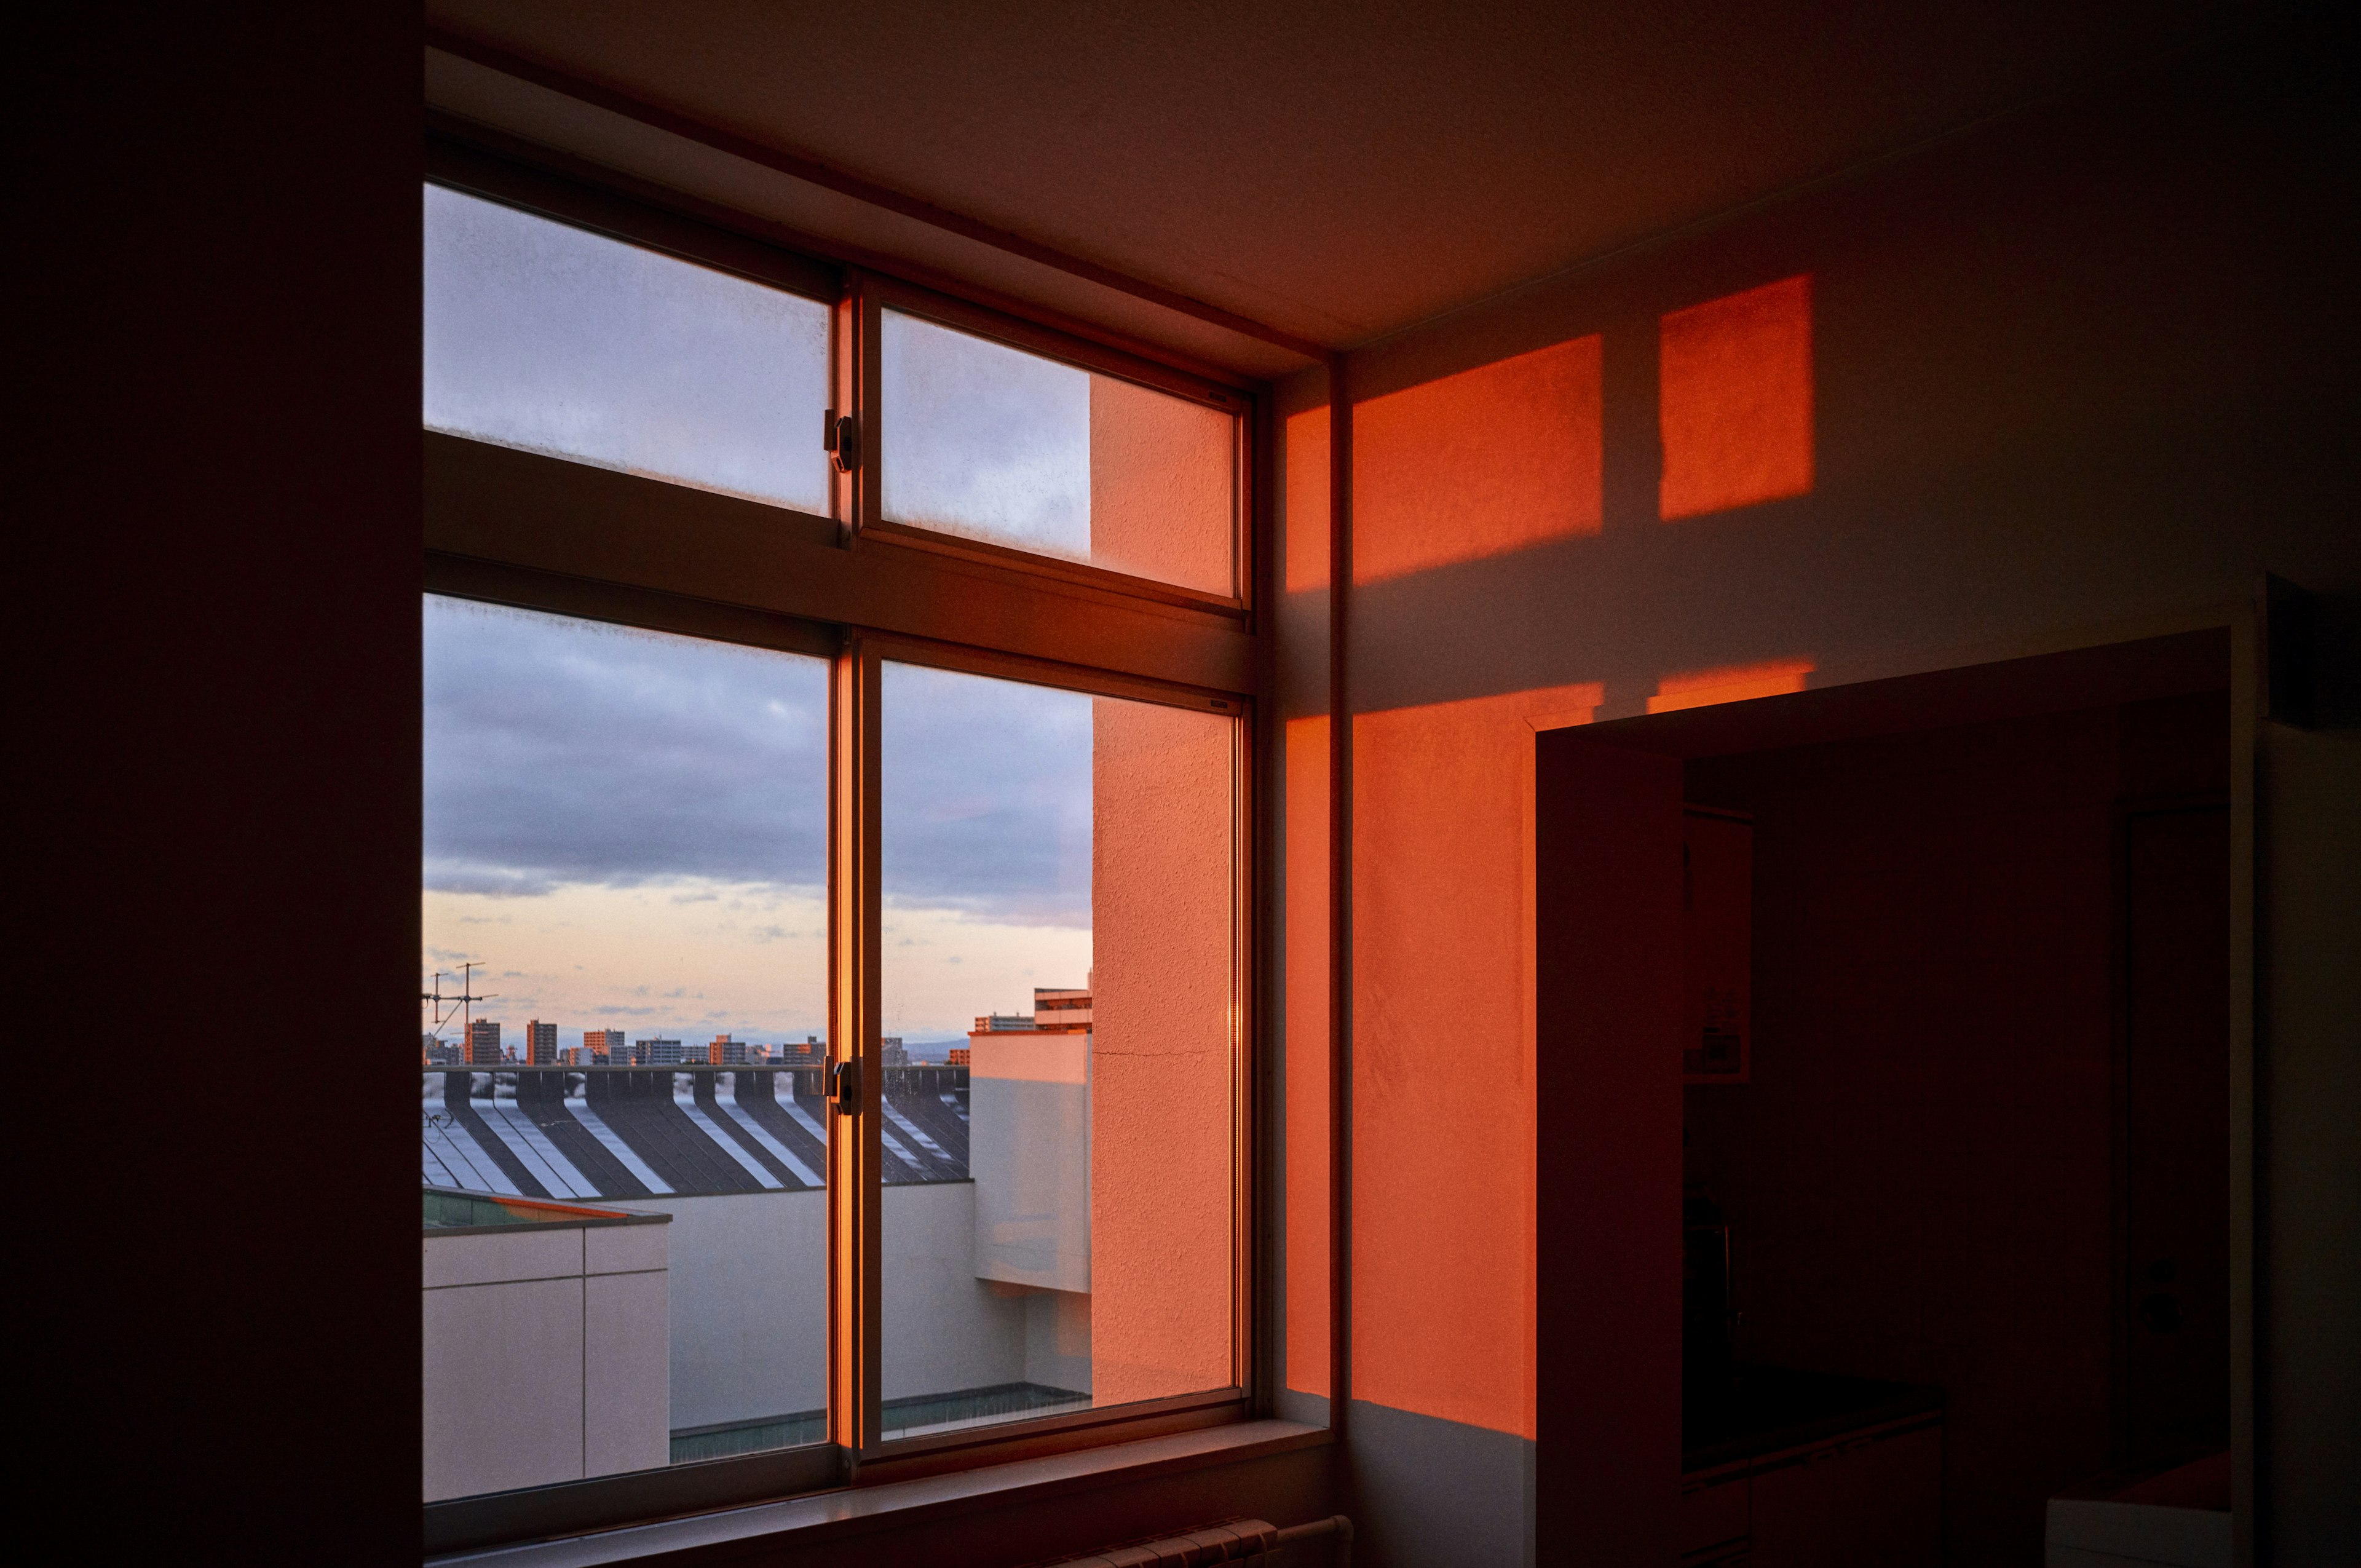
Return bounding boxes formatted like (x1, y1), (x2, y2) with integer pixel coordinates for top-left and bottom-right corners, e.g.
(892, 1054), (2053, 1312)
(422, 598), (831, 1502)
(425, 184), (831, 514)
(880, 662), (1240, 1438)
(421, 148), (1262, 1551)
(880, 310), (1239, 596)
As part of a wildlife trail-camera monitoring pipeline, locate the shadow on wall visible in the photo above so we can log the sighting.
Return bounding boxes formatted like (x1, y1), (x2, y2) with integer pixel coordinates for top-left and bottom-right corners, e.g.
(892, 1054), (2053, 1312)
(1340, 273), (1821, 1446)
(1297, 30), (2356, 1566)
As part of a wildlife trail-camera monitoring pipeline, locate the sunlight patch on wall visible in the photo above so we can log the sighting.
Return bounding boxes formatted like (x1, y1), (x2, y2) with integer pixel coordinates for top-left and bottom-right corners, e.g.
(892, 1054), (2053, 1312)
(1283, 404), (1331, 595)
(1349, 681), (1601, 1440)
(1355, 336), (1602, 584)
(1659, 275), (1813, 521)
(1647, 659), (1815, 713)
(1281, 716), (1332, 1399)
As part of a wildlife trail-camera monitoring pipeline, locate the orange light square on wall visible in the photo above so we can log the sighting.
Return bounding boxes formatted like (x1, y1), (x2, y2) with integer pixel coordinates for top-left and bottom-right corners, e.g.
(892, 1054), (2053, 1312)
(1648, 659), (1814, 713)
(1283, 404), (1330, 595)
(1658, 275), (1813, 521)
(1354, 335), (1602, 584)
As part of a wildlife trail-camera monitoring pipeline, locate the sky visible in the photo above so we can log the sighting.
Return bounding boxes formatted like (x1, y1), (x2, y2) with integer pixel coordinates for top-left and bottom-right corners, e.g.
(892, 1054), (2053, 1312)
(424, 183), (1092, 558)
(422, 188), (1124, 1053)
(423, 598), (1095, 1050)
(424, 183), (834, 515)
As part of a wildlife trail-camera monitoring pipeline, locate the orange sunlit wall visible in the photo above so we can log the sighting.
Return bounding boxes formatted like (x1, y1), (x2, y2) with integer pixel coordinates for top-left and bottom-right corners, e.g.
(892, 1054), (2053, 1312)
(1350, 685), (1600, 1441)
(1345, 328), (1629, 1440)
(1090, 695), (1234, 1407)
(1090, 373), (1235, 592)
(1088, 392), (1238, 1406)
(1308, 280), (1813, 1443)
(1353, 336), (1602, 583)
(1281, 400), (1332, 1400)
(1659, 274), (1814, 521)
(1649, 658), (1816, 712)
(1284, 714), (1331, 1399)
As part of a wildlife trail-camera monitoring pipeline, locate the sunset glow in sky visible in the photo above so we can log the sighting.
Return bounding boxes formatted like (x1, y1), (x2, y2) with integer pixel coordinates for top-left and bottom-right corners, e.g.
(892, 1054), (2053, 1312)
(422, 599), (1094, 1050)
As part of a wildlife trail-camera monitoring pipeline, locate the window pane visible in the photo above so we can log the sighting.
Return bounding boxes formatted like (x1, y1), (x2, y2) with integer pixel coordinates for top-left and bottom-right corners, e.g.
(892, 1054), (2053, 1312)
(879, 662), (1236, 1440)
(880, 311), (1237, 596)
(424, 185), (831, 515)
(421, 597), (830, 1502)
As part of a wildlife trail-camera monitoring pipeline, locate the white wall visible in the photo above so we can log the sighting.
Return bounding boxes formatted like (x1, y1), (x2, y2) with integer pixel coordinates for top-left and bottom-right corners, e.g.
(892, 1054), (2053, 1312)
(883, 1181), (1029, 1401)
(422, 1219), (670, 1502)
(1024, 1288), (1093, 1393)
(617, 1182), (1053, 1429)
(615, 1191), (826, 1431)
(970, 1034), (1092, 1293)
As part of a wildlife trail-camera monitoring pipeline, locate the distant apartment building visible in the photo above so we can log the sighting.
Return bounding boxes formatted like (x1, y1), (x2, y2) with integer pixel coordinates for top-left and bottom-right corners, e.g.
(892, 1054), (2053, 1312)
(968, 990), (1090, 1040)
(525, 1020), (558, 1064)
(777, 1035), (825, 1066)
(469, 1018), (501, 1066)
(708, 1034), (747, 1065)
(882, 1035), (908, 1067)
(637, 1038), (684, 1066)
(1033, 988), (1091, 1032)
(583, 1028), (628, 1064)
(947, 1047), (970, 1066)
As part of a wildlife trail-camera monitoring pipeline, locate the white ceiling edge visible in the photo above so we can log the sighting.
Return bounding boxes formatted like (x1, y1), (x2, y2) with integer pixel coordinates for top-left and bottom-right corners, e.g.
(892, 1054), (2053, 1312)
(424, 48), (1321, 383)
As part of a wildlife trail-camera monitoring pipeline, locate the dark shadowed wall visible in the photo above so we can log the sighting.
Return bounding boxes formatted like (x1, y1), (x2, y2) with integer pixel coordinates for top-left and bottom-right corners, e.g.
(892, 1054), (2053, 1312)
(21, 6), (424, 1562)
(23, 6), (2353, 1565)
(1682, 692), (2230, 1564)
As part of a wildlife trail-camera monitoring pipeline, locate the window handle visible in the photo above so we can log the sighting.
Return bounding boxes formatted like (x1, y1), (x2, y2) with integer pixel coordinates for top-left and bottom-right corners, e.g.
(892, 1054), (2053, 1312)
(823, 409), (861, 473)
(827, 1058), (860, 1116)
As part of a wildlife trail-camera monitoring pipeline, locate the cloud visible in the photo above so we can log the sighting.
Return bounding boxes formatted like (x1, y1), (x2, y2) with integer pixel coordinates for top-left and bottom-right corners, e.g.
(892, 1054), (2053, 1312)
(426, 862), (556, 899)
(880, 662), (1091, 926)
(881, 314), (1090, 561)
(424, 599), (829, 894)
(425, 186), (831, 516)
(425, 599), (1099, 928)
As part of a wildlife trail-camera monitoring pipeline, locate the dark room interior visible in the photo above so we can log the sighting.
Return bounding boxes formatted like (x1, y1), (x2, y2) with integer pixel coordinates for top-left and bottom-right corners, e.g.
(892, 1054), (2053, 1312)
(22, 5), (2356, 1566)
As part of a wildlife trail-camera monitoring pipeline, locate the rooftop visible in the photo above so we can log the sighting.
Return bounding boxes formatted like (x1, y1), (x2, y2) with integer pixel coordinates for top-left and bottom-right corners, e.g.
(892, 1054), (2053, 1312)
(422, 1065), (971, 1200)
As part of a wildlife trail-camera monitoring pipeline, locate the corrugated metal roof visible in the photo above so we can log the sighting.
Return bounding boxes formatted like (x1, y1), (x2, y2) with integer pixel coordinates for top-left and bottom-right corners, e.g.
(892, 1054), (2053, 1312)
(420, 1067), (970, 1199)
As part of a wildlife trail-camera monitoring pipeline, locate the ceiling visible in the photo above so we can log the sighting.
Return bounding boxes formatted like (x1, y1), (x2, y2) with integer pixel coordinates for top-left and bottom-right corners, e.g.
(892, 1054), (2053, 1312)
(424, 0), (2248, 365)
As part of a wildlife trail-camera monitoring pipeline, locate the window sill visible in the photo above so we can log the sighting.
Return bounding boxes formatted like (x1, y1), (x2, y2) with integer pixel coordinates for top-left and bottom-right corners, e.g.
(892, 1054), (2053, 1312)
(428, 1419), (1329, 1567)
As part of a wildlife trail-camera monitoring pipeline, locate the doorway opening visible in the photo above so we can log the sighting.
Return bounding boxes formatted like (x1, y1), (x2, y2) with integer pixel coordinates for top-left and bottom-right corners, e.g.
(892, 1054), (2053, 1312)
(1537, 628), (2236, 1567)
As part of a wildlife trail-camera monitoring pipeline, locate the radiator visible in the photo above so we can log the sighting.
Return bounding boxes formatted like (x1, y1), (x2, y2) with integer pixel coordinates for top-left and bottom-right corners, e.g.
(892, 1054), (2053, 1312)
(1046, 1513), (1353, 1566)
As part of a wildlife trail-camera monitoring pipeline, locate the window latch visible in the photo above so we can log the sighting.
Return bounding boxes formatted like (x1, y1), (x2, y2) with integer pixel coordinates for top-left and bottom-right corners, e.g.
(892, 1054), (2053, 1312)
(823, 409), (861, 473)
(827, 1058), (860, 1116)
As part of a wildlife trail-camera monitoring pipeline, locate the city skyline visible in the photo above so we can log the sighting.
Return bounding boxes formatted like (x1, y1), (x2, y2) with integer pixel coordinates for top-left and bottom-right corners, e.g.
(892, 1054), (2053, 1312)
(419, 962), (1089, 1057)
(424, 598), (1096, 1042)
(420, 888), (1091, 1048)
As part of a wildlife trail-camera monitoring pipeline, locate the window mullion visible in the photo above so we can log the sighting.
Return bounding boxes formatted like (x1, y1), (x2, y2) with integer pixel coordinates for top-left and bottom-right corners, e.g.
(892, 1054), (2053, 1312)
(828, 636), (884, 1457)
(832, 272), (881, 547)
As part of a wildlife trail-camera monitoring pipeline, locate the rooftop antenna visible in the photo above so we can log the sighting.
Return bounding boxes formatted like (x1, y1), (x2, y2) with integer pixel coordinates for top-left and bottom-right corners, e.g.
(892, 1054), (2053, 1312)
(421, 961), (495, 1059)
